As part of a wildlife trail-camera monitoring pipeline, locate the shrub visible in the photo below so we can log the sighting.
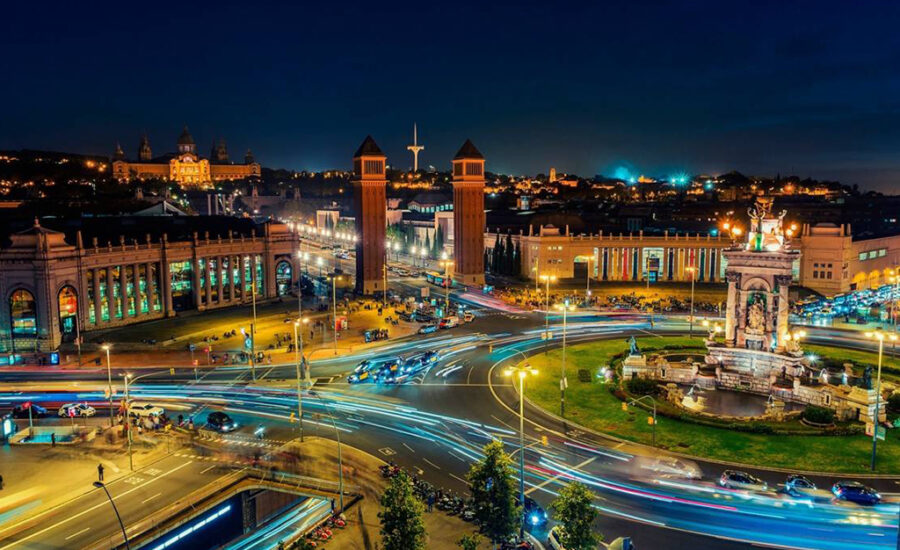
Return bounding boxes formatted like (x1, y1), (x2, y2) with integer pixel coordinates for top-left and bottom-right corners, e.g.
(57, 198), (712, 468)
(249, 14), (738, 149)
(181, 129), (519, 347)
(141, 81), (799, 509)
(802, 406), (835, 425)
(626, 376), (658, 396)
(888, 393), (900, 413)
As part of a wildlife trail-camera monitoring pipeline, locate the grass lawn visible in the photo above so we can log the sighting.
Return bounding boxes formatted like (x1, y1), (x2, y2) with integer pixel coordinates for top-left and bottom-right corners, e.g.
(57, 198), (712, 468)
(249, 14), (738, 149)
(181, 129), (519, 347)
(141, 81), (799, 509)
(522, 336), (900, 474)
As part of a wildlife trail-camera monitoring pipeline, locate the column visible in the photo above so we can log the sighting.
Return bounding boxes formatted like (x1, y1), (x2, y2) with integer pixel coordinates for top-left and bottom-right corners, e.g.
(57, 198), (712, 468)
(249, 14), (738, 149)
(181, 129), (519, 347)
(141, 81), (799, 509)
(161, 260), (174, 316)
(145, 261), (156, 313)
(106, 266), (116, 322)
(217, 256), (225, 304)
(241, 255), (249, 302)
(204, 257), (212, 308)
(132, 263), (142, 316)
(92, 268), (102, 326)
(229, 255), (237, 302)
(191, 257), (202, 309)
(250, 255), (258, 298)
(776, 275), (791, 341)
(119, 264), (129, 318)
(724, 272), (739, 346)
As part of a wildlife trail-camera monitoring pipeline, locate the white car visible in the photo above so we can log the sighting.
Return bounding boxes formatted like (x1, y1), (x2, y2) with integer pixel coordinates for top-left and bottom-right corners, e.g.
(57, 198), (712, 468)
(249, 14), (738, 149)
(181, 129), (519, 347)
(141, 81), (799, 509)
(58, 403), (96, 417)
(462, 311), (476, 323)
(128, 402), (165, 418)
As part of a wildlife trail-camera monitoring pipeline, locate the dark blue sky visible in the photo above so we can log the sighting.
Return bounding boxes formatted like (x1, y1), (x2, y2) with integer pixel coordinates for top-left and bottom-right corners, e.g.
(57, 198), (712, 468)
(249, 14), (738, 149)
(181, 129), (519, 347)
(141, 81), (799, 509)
(3, 1), (900, 191)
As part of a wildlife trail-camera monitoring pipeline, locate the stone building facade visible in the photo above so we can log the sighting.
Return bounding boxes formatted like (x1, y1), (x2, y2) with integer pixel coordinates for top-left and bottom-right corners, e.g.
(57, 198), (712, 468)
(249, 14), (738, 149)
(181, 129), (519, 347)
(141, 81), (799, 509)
(112, 127), (261, 189)
(0, 219), (299, 354)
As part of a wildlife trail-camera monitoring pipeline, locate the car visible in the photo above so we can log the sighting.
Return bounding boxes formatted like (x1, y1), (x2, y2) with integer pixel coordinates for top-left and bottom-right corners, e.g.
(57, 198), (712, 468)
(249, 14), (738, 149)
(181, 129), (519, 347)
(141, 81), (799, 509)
(462, 311), (476, 323)
(515, 495), (547, 527)
(372, 359), (402, 383)
(128, 402), (165, 418)
(207, 411), (237, 432)
(635, 456), (701, 480)
(58, 403), (96, 417)
(718, 470), (768, 491)
(439, 316), (459, 329)
(547, 526), (564, 550)
(418, 324), (438, 334)
(11, 404), (47, 419)
(349, 360), (378, 383)
(832, 481), (881, 505)
(784, 474), (817, 496)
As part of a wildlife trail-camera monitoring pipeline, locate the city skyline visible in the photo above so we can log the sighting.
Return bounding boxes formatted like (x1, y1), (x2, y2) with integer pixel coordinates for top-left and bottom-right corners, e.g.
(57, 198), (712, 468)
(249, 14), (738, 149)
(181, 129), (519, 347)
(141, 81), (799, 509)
(2, 1), (900, 191)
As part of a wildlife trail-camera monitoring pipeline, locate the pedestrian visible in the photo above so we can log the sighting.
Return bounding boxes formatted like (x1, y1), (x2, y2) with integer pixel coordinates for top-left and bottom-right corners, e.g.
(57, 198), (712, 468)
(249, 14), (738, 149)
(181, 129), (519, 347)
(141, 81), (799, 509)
(427, 492), (434, 512)
(50, 433), (56, 447)
(97, 463), (104, 482)
(0, 474), (3, 490)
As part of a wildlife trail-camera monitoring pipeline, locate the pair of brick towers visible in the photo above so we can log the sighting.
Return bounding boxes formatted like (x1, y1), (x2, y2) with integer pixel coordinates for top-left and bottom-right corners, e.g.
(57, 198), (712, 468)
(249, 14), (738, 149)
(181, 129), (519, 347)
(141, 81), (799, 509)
(352, 136), (485, 295)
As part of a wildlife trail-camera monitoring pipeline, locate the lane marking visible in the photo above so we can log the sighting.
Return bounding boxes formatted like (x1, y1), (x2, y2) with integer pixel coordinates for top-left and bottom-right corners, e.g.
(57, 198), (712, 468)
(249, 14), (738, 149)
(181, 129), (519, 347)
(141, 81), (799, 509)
(64, 527), (90, 541)
(449, 473), (470, 486)
(423, 458), (442, 470)
(200, 465), (217, 474)
(0, 460), (195, 550)
(526, 457), (596, 496)
(141, 492), (161, 504)
(402, 443), (415, 453)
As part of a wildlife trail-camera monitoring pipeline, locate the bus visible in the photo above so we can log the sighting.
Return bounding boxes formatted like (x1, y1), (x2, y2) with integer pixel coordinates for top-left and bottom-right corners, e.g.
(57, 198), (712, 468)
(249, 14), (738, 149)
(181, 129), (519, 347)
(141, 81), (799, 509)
(425, 271), (452, 288)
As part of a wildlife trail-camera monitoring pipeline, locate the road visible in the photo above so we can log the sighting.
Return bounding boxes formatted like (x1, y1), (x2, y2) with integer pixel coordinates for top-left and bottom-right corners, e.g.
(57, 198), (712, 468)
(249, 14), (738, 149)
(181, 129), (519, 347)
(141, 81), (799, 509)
(1, 293), (899, 549)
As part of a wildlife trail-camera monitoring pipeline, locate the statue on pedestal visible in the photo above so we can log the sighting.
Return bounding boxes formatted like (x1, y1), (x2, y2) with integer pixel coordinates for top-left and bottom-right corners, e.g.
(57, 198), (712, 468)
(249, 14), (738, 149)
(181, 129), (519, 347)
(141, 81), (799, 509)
(627, 336), (641, 357)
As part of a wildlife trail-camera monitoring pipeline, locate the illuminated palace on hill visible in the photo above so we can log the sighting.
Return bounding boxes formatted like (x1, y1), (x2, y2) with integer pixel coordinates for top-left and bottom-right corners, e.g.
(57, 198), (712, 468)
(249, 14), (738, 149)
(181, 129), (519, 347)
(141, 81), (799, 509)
(111, 127), (261, 188)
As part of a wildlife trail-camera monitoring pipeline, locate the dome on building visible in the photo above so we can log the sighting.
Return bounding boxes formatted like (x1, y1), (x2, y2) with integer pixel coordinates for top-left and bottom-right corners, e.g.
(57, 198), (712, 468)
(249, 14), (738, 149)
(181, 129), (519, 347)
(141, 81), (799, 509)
(177, 126), (195, 146)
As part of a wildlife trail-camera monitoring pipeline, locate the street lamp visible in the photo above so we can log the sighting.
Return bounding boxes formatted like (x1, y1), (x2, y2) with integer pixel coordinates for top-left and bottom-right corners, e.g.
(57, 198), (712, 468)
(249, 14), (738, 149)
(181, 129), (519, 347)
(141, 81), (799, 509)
(539, 274), (557, 339)
(555, 299), (574, 416)
(503, 358), (539, 538)
(328, 274), (343, 355)
(686, 266), (697, 337)
(93, 481), (131, 549)
(626, 396), (658, 447)
(439, 253), (453, 313)
(293, 318), (309, 442)
(102, 344), (113, 427)
(864, 329), (897, 471)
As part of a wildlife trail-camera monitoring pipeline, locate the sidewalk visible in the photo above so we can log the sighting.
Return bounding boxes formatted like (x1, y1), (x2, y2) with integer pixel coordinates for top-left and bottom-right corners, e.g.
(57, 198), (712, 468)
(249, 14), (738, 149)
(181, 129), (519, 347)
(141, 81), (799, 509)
(285, 438), (482, 550)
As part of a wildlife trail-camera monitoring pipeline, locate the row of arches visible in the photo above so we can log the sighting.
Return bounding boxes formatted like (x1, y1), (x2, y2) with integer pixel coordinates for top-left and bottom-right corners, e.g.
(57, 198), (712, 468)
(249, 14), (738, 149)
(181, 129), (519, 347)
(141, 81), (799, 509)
(850, 268), (896, 291)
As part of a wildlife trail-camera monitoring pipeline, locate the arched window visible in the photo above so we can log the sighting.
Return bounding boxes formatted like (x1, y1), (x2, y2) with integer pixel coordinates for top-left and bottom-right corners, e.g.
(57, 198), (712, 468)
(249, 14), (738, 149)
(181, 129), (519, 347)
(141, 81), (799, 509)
(275, 261), (293, 297)
(58, 286), (78, 336)
(10, 289), (37, 337)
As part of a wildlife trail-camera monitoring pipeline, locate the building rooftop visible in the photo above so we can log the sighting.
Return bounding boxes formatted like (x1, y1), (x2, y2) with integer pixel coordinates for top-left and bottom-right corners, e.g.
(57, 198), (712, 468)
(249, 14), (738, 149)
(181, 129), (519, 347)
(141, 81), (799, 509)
(453, 139), (484, 160)
(354, 135), (384, 157)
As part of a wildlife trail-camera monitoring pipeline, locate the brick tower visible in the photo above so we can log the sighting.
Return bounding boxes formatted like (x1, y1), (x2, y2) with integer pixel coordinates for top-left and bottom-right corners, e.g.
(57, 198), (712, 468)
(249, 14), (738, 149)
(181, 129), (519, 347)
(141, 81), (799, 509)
(352, 136), (387, 295)
(452, 139), (486, 287)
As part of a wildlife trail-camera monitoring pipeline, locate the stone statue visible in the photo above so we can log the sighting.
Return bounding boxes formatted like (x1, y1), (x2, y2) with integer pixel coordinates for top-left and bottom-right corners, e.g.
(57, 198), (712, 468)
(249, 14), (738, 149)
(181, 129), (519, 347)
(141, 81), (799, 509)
(627, 336), (641, 357)
(747, 301), (765, 334)
(862, 366), (873, 390)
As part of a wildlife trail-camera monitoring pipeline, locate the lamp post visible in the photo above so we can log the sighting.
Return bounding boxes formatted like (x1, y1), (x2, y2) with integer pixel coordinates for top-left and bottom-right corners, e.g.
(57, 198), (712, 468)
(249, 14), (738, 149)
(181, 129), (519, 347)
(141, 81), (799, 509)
(686, 266), (697, 337)
(122, 374), (134, 471)
(329, 274), (342, 355)
(93, 481), (131, 549)
(627, 395), (658, 447)
(503, 356), (539, 539)
(585, 256), (592, 301)
(539, 274), (557, 340)
(293, 318), (309, 442)
(439, 253), (453, 313)
(311, 393), (345, 512)
(316, 256), (324, 278)
(555, 299), (574, 417)
(103, 344), (113, 427)
(865, 329), (897, 471)
(250, 283), (257, 382)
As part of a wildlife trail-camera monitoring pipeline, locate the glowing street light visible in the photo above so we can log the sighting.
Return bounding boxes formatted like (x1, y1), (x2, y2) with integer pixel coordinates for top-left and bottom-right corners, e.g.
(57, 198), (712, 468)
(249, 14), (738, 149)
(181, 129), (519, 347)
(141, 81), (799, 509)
(556, 299), (575, 416)
(539, 274), (557, 338)
(865, 329), (897, 471)
(503, 358), (539, 538)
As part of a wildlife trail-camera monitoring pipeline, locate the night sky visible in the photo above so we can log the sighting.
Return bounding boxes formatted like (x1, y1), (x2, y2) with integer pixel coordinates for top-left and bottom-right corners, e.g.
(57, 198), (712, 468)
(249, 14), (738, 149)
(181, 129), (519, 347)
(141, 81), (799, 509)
(3, 1), (900, 191)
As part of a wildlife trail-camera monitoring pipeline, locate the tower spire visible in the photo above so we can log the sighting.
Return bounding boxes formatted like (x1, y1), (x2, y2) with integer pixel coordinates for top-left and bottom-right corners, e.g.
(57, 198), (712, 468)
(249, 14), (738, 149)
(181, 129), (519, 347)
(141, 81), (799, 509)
(406, 123), (425, 173)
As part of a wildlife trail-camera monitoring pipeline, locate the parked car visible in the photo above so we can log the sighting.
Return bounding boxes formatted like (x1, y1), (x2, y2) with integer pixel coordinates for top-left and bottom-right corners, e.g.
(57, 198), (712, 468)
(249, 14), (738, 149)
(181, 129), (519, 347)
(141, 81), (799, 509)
(207, 411), (237, 432)
(128, 402), (165, 418)
(718, 470), (768, 491)
(784, 474), (817, 497)
(832, 481), (881, 505)
(12, 404), (47, 419)
(58, 403), (96, 417)
(418, 324), (438, 334)
(463, 311), (476, 323)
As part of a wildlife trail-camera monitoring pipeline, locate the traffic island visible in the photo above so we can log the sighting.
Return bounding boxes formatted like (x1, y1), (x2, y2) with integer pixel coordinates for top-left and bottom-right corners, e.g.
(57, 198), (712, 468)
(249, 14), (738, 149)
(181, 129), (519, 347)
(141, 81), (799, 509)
(521, 336), (900, 474)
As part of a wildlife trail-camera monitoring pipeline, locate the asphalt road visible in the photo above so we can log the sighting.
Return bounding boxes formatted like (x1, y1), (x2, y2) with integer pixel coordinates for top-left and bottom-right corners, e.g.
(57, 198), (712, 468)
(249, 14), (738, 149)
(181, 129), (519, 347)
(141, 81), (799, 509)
(1, 301), (899, 549)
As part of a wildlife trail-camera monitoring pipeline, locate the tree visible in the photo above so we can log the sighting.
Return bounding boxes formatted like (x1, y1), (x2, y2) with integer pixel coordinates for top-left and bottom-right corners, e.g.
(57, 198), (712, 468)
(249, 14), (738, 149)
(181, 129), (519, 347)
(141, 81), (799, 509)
(504, 233), (515, 275)
(379, 470), (427, 550)
(550, 482), (601, 550)
(434, 224), (445, 256)
(513, 241), (522, 277)
(467, 440), (520, 544)
(424, 233), (432, 258)
(457, 533), (482, 550)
